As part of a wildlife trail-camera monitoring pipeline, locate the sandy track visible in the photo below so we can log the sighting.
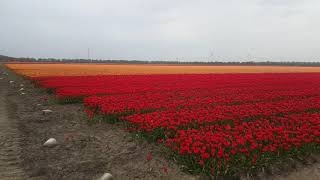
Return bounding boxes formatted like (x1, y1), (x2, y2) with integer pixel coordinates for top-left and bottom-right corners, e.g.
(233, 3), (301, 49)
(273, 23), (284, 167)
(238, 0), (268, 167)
(0, 71), (26, 179)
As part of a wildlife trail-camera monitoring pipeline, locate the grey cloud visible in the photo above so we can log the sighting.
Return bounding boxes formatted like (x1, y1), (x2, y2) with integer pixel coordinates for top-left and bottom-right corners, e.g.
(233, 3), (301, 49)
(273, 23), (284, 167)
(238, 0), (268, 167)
(0, 0), (320, 61)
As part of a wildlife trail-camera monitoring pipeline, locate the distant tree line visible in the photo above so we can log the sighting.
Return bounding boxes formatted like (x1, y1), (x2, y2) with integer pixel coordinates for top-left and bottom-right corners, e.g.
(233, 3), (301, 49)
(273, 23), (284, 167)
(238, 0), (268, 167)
(1, 55), (320, 67)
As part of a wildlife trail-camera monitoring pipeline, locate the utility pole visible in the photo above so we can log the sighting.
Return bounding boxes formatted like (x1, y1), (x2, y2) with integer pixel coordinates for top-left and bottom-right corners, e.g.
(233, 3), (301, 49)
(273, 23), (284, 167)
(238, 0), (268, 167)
(247, 52), (251, 62)
(209, 49), (214, 62)
(247, 48), (255, 62)
(87, 48), (91, 62)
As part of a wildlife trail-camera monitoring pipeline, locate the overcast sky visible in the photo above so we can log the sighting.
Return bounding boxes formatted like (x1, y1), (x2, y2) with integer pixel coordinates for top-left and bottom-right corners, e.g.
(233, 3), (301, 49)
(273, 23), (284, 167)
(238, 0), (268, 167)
(0, 0), (320, 61)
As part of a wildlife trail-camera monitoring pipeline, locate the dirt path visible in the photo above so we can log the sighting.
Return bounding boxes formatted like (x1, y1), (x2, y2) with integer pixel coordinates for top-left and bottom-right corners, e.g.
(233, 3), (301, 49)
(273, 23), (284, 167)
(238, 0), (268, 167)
(0, 70), (27, 179)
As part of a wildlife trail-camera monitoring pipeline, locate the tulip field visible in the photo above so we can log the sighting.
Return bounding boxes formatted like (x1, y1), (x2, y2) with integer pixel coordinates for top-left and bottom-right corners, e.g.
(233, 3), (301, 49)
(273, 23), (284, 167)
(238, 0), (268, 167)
(6, 63), (320, 176)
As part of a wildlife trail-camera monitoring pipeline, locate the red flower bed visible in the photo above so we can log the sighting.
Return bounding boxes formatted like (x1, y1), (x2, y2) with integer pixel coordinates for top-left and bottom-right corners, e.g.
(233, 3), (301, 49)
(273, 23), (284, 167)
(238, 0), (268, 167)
(32, 73), (320, 100)
(122, 96), (320, 133)
(165, 112), (319, 174)
(31, 73), (320, 176)
(84, 87), (320, 116)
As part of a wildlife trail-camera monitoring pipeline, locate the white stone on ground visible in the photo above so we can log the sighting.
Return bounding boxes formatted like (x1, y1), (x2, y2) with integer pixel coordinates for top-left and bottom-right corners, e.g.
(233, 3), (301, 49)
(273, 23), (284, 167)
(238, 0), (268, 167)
(20, 93), (26, 95)
(99, 173), (113, 180)
(42, 109), (53, 115)
(43, 138), (58, 147)
(20, 84), (24, 87)
(37, 104), (42, 106)
(19, 88), (24, 91)
(9, 80), (14, 83)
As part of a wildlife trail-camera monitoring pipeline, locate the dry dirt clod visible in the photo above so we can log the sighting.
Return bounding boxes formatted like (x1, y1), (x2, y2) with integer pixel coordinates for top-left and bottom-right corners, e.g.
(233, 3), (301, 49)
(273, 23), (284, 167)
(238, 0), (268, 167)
(43, 138), (58, 147)
(20, 92), (26, 95)
(42, 109), (53, 115)
(20, 84), (24, 87)
(99, 173), (114, 180)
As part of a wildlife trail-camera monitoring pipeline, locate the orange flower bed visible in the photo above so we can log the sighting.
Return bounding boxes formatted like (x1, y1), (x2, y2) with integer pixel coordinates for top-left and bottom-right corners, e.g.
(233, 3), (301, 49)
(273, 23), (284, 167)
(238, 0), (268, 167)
(6, 63), (320, 77)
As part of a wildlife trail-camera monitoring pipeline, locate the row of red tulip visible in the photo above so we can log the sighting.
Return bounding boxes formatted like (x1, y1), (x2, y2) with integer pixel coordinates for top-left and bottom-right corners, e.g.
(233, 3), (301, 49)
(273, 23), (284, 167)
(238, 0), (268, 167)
(122, 96), (320, 133)
(31, 73), (320, 100)
(164, 112), (320, 174)
(84, 87), (320, 116)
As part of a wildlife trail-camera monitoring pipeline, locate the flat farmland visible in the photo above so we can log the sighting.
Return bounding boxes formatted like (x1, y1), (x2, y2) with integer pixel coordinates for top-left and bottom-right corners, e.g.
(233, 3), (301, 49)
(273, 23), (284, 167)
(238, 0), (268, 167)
(6, 63), (320, 77)
(2, 63), (320, 179)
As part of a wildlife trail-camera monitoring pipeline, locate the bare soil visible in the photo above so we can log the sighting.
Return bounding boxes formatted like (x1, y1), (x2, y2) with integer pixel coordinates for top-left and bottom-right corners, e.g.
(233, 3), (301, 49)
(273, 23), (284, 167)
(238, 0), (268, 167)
(0, 63), (319, 180)
(0, 69), (27, 179)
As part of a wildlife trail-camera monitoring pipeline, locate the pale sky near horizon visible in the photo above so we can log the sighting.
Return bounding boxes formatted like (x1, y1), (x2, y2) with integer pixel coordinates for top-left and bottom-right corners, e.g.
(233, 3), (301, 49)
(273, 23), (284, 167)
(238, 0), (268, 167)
(0, 0), (320, 62)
